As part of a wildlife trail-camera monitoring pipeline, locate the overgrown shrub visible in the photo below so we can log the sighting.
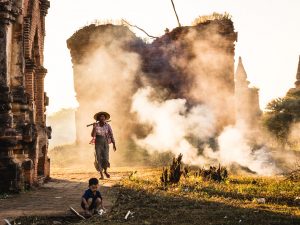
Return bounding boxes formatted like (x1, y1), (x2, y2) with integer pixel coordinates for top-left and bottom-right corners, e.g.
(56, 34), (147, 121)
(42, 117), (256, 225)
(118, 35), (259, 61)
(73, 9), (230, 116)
(195, 164), (228, 182)
(192, 12), (232, 25)
(161, 154), (183, 185)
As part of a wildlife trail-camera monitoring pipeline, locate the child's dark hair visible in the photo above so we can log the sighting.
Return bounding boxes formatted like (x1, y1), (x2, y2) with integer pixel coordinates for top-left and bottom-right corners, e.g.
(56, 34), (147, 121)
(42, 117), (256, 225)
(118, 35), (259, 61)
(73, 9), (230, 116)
(89, 178), (99, 186)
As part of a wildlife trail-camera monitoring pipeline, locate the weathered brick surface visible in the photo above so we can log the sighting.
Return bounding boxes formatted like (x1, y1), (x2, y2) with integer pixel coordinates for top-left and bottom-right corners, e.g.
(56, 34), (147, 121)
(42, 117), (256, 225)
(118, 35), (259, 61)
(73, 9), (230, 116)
(0, 0), (51, 192)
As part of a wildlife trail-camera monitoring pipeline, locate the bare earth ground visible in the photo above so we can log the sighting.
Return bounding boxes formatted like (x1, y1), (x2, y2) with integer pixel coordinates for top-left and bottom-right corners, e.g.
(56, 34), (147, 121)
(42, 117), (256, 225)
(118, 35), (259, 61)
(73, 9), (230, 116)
(1, 167), (300, 225)
(0, 167), (130, 225)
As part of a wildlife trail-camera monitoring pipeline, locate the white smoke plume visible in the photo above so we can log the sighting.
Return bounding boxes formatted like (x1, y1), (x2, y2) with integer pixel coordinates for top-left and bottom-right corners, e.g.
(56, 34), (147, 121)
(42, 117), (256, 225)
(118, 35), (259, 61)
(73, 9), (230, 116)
(216, 125), (279, 175)
(55, 25), (143, 167)
(131, 86), (215, 165)
(62, 22), (288, 175)
(131, 87), (279, 175)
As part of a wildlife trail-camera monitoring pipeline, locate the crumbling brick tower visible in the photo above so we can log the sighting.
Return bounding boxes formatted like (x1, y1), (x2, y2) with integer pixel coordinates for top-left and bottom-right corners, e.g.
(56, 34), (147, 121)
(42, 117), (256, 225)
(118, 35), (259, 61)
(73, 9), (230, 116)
(67, 24), (142, 145)
(68, 20), (238, 146)
(0, 0), (51, 191)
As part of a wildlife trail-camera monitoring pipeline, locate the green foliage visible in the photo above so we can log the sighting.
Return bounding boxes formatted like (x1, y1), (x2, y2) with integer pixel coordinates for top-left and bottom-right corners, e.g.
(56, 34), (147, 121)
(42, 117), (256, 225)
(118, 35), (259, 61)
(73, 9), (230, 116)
(192, 12), (232, 25)
(196, 165), (228, 182)
(128, 171), (138, 181)
(263, 90), (300, 144)
(120, 168), (300, 225)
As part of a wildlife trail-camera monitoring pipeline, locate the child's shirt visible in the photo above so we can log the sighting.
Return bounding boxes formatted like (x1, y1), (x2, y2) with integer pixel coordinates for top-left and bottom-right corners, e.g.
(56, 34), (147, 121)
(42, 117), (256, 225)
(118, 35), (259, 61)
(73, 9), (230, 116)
(82, 189), (102, 201)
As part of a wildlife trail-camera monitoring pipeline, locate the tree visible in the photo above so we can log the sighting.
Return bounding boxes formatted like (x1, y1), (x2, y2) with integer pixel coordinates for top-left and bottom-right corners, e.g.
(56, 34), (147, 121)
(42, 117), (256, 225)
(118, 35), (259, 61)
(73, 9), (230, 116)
(263, 90), (300, 146)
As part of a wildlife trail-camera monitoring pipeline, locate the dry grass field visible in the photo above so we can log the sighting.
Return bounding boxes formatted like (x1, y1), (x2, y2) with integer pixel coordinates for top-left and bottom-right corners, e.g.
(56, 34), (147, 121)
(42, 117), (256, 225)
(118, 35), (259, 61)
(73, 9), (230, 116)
(6, 166), (300, 225)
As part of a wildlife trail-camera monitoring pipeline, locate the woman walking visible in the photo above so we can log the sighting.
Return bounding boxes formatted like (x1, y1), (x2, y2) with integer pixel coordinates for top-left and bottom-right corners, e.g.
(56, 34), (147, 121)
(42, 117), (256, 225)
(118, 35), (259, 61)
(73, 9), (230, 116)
(90, 112), (116, 179)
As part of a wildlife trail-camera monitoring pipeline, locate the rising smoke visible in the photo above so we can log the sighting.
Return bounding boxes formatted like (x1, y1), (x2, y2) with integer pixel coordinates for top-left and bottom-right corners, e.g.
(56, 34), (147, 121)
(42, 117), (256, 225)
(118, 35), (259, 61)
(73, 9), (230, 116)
(131, 85), (280, 174)
(131, 86), (215, 165)
(55, 21), (292, 174)
(130, 22), (279, 175)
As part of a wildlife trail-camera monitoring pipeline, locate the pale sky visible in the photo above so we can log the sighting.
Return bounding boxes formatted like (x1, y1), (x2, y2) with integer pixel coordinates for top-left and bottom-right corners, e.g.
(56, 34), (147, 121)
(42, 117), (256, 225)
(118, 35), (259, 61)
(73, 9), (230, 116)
(44, 0), (300, 115)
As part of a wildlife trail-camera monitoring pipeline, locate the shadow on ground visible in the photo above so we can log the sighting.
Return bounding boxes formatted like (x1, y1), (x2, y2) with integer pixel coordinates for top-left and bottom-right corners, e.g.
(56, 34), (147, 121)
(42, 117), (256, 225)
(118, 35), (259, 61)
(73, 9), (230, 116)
(199, 186), (298, 207)
(6, 183), (300, 225)
(3, 168), (300, 225)
(0, 175), (118, 225)
(72, 186), (300, 225)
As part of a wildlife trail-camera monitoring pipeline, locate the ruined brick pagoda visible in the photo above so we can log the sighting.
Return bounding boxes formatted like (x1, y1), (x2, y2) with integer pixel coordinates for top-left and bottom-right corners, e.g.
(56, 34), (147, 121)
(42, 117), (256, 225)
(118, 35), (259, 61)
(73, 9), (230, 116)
(67, 18), (241, 145)
(0, 0), (51, 191)
(235, 57), (261, 126)
(288, 55), (300, 93)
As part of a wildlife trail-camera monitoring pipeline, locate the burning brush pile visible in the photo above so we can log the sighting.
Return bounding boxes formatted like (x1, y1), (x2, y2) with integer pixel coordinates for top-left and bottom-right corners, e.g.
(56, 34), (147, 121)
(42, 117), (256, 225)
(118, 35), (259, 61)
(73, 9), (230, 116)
(161, 154), (229, 186)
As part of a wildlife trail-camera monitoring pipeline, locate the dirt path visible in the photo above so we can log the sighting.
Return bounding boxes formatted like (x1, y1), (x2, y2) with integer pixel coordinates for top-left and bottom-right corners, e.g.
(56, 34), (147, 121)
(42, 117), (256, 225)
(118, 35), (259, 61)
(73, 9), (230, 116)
(0, 167), (129, 225)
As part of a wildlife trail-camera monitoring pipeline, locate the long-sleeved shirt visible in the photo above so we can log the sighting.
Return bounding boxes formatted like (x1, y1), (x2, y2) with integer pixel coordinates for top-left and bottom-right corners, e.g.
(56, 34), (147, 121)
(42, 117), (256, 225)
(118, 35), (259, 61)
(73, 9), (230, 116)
(91, 122), (115, 144)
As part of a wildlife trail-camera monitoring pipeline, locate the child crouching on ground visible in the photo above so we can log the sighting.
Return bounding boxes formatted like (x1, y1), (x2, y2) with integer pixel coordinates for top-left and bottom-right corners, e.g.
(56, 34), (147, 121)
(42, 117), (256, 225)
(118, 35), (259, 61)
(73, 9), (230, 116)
(81, 178), (103, 216)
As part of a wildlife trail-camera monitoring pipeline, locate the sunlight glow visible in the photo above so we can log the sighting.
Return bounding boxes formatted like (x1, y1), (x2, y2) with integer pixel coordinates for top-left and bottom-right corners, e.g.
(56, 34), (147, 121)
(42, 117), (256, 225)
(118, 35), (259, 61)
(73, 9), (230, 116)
(44, 0), (300, 114)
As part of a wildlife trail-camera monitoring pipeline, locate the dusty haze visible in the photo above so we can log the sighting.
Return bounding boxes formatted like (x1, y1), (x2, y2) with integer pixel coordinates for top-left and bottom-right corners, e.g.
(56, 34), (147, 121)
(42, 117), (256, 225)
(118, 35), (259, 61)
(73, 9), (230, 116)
(49, 20), (298, 175)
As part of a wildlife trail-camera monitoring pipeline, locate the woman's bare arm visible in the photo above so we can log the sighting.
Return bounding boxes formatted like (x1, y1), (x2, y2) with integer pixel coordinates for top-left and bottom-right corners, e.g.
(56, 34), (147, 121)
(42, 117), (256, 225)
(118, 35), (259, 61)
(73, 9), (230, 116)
(91, 124), (96, 137)
(108, 124), (117, 151)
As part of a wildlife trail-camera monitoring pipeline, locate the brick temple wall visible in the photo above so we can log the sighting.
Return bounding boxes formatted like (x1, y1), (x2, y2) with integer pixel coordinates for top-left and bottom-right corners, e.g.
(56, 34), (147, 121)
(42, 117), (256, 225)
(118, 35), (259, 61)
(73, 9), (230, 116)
(0, 0), (51, 192)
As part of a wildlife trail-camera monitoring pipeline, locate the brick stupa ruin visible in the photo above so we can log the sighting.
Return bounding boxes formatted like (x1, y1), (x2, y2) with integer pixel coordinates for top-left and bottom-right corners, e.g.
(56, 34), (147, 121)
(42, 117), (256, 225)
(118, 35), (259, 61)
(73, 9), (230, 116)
(288, 55), (300, 93)
(235, 57), (261, 126)
(0, 0), (51, 191)
(67, 18), (261, 147)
